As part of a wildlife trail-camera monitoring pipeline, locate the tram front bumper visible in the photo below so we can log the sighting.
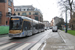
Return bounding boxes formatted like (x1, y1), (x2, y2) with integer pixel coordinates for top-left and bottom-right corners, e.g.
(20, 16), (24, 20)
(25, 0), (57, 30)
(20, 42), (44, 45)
(9, 33), (21, 37)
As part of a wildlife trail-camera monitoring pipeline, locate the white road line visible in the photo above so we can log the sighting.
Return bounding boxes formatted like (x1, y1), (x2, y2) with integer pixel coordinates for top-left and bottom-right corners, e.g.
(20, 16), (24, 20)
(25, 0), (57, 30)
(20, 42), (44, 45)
(0, 43), (15, 50)
(0, 43), (5, 45)
(15, 43), (31, 50)
(0, 36), (9, 39)
(58, 32), (66, 43)
(30, 43), (41, 50)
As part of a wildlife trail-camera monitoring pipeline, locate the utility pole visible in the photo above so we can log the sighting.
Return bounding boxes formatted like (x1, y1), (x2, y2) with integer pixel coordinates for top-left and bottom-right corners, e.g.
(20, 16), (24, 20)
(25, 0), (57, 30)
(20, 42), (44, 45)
(65, 6), (67, 33)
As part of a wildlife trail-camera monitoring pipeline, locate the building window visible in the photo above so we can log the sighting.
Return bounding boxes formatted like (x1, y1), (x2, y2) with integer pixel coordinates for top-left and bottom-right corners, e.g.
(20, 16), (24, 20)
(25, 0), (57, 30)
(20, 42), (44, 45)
(0, 11), (2, 24)
(22, 12), (26, 16)
(14, 9), (17, 11)
(0, 11), (2, 18)
(6, 21), (8, 25)
(0, 18), (1, 24)
(35, 16), (38, 21)
(8, 0), (12, 6)
(8, 8), (12, 13)
(27, 9), (29, 11)
(24, 9), (25, 11)
(29, 12), (31, 15)
(29, 16), (31, 18)
(18, 13), (20, 15)
(14, 9), (15, 11)
(0, 0), (7, 3)
(17, 9), (21, 11)
(16, 9), (18, 11)
(20, 9), (21, 11)
(10, 0), (13, 2)
(35, 12), (38, 15)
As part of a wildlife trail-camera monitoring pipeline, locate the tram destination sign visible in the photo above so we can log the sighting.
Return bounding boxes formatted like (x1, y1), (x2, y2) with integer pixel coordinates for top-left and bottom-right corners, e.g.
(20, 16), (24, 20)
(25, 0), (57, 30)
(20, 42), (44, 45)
(11, 18), (19, 20)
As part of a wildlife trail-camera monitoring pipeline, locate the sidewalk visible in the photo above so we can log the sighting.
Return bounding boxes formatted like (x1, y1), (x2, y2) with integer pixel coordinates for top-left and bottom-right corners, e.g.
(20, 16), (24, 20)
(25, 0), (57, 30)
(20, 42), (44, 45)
(41, 30), (75, 50)
(58, 30), (75, 46)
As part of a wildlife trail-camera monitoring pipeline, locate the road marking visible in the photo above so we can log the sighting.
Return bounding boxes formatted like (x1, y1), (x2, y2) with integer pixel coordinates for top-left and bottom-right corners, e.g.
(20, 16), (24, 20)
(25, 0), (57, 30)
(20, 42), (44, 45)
(0, 43), (15, 50)
(0, 42), (6, 45)
(15, 43), (31, 50)
(30, 43), (41, 50)
(58, 32), (66, 43)
(0, 36), (9, 39)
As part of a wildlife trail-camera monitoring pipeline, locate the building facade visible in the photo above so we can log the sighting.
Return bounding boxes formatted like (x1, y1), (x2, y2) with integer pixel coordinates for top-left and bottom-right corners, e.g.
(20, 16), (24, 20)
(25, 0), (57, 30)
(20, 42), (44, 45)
(50, 18), (54, 26)
(0, 0), (14, 25)
(43, 21), (50, 29)
(50, 17), (64, 26)
(14, 5), (43, 22)
(53, 17), (61, 26)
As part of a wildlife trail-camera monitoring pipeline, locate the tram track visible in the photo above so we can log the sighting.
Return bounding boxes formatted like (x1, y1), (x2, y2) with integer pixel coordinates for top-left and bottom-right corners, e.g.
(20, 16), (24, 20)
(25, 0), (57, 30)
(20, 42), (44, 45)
(0, 30), (50, 50)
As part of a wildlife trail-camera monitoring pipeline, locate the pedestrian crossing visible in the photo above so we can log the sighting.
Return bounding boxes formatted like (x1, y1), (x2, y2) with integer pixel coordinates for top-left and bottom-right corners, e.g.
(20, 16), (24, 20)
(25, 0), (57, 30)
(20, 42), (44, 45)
(0, 42), (34, 50)
(15, 43), (31, 50)
(0, 43), (15, 50)
(31, 43), (41, 50)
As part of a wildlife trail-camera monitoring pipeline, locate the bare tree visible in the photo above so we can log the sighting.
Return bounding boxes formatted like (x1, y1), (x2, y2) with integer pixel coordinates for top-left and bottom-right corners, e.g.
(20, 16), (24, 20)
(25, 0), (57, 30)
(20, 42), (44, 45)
(68, 0), (73, 19)
(58, 0), (73, 19)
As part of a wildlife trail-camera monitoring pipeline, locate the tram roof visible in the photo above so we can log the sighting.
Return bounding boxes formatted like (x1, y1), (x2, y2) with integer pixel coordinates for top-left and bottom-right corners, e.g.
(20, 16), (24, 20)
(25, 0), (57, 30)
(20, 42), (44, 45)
(11, 15), (32, 21)
(11, 15), (41, 24)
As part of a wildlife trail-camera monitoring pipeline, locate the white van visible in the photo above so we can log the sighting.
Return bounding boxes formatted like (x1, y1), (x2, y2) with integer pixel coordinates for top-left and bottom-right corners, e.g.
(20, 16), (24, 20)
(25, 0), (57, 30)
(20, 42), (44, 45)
(52, 26), (58, 32)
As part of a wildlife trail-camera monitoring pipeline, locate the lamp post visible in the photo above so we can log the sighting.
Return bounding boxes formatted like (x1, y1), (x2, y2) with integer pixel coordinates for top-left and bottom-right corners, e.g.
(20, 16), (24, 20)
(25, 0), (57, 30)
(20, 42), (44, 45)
(65, 6), (67, 33)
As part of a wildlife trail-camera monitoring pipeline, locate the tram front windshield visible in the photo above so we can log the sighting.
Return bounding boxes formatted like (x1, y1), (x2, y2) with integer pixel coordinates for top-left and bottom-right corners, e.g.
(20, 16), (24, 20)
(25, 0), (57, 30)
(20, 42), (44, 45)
(9, 17), (22, 30)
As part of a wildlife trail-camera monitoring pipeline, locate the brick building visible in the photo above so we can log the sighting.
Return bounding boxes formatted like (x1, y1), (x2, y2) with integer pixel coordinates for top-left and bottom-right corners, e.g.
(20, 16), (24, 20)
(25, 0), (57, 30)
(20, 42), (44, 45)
(14, 5), (43, 22)
(0, 0), (14, 25)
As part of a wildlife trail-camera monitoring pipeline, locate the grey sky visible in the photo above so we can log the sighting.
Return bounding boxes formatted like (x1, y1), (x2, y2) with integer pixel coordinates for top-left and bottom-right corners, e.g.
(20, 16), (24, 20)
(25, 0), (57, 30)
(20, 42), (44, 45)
(13, 0), (61, 22)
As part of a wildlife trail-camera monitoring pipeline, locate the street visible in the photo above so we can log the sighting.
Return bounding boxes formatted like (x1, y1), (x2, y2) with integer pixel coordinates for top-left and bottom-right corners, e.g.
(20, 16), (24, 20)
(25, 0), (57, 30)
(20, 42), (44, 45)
(0, 29), (75, 50)
(0, 29), (51, 50)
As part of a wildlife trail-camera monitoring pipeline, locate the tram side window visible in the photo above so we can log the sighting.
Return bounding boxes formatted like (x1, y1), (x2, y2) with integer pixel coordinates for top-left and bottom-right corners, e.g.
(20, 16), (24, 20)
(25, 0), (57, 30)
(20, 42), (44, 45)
(41, 24), (43, 29)
(43, 25), (45, 29)
(23, 21), (31, 30)
(39, 24), (41, 29)
(34, 24), (39, 29)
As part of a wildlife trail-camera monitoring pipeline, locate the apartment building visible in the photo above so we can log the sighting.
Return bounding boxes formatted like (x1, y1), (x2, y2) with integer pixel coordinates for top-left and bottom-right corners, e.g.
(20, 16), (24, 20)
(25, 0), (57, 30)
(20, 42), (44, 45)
(51, 17), (64, 26)
(14, 5), (43, 22)
(0, 0), (14, 25)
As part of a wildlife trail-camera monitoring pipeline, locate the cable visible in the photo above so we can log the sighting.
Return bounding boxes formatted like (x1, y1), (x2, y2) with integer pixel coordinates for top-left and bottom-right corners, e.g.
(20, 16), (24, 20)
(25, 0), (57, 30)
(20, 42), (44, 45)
(14, 0), (21, 4)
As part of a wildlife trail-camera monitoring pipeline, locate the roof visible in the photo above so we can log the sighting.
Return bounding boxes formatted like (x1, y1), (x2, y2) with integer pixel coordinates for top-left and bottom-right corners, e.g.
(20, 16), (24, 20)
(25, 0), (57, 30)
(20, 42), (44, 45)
(11, 15), (42, 24)
(14, 5), (35, 9)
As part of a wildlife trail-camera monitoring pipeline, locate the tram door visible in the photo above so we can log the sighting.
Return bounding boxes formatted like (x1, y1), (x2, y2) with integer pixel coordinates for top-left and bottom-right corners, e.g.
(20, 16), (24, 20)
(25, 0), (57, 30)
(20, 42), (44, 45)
(23, 21), (32, 36)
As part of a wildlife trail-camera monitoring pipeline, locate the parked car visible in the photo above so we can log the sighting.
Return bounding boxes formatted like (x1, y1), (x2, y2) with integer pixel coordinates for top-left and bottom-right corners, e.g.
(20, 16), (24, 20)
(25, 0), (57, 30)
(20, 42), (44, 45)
(52, 26), (58, 32)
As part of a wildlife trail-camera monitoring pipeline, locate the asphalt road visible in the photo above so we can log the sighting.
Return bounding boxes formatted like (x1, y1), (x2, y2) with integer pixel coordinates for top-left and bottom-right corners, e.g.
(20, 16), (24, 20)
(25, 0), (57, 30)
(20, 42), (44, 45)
(0, 29), (52, 50)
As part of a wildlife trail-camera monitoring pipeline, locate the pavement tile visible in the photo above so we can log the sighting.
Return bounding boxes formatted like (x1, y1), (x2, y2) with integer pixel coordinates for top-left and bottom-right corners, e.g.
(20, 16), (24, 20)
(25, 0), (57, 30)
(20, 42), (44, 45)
(41, 30), (75, 50)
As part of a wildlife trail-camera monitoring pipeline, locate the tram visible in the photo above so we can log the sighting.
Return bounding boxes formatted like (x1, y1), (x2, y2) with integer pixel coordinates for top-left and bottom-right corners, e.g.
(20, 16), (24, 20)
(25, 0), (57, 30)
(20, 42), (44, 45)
(9, 15), (45, 37)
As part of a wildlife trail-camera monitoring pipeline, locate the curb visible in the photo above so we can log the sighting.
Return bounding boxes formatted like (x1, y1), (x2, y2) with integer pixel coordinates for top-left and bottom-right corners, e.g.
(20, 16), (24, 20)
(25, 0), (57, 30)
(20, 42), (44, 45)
(30, 32), (49, 50)
(30, 42), (43, 50)
(58, 30), (66, 43)
(0, 33), (8, 35)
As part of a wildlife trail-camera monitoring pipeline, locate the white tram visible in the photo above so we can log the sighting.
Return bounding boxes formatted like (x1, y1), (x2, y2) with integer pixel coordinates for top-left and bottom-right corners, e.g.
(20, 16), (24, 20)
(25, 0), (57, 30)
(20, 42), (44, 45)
(9, 16), (45, 37)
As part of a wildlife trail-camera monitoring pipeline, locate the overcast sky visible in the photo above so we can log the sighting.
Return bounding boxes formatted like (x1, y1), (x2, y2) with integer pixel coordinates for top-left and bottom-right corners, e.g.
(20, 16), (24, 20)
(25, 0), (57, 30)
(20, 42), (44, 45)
(13, 0), (64, 22)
